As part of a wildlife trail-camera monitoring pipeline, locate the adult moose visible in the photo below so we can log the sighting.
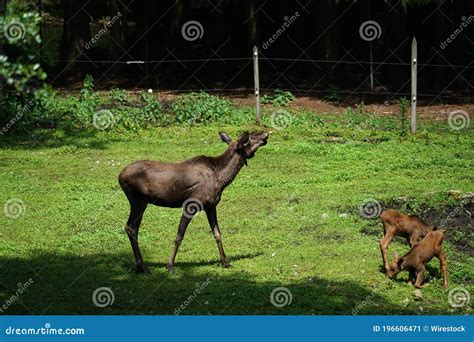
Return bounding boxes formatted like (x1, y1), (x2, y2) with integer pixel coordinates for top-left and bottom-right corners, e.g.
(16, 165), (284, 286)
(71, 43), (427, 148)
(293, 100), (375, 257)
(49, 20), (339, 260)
(119, 131), (269, 273)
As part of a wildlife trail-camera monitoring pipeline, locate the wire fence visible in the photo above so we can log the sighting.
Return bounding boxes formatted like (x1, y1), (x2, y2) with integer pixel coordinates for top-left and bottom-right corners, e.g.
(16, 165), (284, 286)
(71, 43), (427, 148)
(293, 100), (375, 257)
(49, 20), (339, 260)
(42, 54), (473, 103)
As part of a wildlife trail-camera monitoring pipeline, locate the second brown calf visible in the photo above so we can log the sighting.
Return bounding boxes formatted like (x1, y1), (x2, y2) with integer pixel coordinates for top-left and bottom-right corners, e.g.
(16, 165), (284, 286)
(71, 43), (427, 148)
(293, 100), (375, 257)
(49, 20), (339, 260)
(380, 209), (434, 272)
(386, 228), (448, 289)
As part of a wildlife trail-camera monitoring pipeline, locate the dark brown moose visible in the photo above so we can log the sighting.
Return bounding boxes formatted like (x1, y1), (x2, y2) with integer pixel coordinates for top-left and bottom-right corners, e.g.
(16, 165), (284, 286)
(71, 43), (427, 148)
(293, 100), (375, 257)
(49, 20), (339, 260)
(386, 228), (448, 289)
(379, 209), (435, 273)
(119, 131), (269, 273)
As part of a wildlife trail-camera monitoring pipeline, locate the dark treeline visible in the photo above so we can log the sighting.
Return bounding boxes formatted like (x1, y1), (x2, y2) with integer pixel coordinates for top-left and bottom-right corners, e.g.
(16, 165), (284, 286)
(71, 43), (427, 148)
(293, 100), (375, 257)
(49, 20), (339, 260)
(39, 0), (473, 96)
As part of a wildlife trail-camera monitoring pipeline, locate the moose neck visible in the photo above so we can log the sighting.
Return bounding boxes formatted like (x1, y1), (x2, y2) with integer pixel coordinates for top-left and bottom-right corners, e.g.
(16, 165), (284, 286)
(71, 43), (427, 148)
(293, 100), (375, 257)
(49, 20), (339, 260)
(215, 147), (246, 190)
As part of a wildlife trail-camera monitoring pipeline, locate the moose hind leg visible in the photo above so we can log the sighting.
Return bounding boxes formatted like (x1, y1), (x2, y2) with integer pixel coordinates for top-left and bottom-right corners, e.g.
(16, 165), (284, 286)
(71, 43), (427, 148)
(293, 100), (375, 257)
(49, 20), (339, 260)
(438, 250), (448, 289)
(407, 268), (416, 286)
(125, 200), (148, 273)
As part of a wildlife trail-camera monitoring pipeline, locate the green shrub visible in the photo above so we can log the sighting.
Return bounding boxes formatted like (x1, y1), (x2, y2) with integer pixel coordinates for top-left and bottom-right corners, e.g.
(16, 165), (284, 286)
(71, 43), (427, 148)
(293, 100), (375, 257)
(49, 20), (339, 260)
(0, 1), (46, 95)
(172, 92), (233, 124)
(111, 92), (168, 131)
(109, 88), (128, 105)
(323, 85), (343, 103)
(261, 89), (295, 106)
(398, 97), (409, 138)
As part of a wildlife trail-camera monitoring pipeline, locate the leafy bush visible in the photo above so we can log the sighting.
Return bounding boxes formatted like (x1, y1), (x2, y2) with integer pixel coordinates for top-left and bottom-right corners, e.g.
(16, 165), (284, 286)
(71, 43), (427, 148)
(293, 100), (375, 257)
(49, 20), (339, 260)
(261, 89), (295, 106)
(398, 97), (409, 137)
(109, 88), (128, 105)
(172, 92), (233, 124)
(0, 1), (46, 95)
(323, 85), (343, 103)
(112, 92), (168, 131)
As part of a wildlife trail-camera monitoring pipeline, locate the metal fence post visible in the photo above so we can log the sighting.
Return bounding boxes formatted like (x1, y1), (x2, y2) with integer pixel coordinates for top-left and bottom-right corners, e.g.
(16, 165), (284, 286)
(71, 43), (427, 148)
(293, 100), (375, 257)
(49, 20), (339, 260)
(253, 46), (261, 124)
(411, 37), (417, 134)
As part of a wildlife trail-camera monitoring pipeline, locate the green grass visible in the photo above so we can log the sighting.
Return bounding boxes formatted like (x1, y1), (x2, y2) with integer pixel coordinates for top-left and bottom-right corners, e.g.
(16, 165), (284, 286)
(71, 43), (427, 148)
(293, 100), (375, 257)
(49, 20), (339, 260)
(0, 109), (473, 315)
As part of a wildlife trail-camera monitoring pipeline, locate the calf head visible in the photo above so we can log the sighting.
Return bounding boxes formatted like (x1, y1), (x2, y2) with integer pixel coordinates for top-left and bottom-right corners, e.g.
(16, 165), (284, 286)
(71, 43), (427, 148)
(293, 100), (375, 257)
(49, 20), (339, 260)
(219, 131), (269, 163)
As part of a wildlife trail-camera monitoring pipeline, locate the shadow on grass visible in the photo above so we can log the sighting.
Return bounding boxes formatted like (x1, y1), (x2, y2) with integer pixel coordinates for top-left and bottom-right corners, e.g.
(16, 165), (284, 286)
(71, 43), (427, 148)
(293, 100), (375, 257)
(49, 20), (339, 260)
(146, 252), (264, 269)
(0, 129), (127, 151)
(0, 251), (443, 316)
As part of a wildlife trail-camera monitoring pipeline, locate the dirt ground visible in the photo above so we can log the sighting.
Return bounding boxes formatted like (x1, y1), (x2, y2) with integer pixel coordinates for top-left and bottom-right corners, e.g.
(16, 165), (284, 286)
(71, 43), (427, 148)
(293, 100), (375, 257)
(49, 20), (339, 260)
(157, 91), (474, 119)
(58, 85), (472, 119)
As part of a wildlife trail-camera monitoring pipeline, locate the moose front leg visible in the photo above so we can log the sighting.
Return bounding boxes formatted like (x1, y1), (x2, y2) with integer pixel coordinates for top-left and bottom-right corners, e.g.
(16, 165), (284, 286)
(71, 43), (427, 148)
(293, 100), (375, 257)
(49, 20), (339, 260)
(206, 206), (230, 268)
(414, 265), (426, 288)
(167, 214), (192, 273)
(380, 230), (395, 273)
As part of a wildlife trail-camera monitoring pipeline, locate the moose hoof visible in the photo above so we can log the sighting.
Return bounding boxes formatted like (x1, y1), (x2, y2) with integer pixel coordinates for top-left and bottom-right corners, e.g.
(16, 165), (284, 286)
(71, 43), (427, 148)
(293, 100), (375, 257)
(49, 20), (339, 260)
(134, 262), (149, 274)
(166, 263), (175, 273)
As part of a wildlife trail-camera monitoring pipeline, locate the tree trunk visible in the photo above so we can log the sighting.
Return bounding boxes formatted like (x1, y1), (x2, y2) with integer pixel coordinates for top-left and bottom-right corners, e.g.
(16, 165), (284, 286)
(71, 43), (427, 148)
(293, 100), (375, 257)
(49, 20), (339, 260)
(318, 0), (338, 84)
(60, 0), (91, 78)
(108, 0), (127, 61)
(108, 0), (128, 76)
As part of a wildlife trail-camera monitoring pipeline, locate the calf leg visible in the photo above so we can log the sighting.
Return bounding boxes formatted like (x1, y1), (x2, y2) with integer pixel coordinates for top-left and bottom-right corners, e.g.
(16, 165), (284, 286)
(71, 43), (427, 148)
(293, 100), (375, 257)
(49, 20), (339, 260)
(206, 206), (230, 268)
(125, 200), (148, 273)
(380, 230), (395, 272)
(438, 250), (448, 289)
(166, 214), (192, 273)
(414, 265), (426, 288)
(408, 269), (416, 286)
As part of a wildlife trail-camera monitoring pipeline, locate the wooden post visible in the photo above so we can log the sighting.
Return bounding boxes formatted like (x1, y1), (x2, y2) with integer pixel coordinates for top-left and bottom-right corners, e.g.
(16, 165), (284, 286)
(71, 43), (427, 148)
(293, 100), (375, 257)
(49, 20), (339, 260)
(369, 42), (374, 92)
(253, 46), (261, 124)
(411, 37), (417, 134)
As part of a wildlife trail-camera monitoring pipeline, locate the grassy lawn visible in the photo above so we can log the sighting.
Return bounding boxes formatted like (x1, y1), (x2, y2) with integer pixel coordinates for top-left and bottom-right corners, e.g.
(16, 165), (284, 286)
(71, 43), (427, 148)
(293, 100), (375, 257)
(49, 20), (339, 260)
(0, 109), (473, 315)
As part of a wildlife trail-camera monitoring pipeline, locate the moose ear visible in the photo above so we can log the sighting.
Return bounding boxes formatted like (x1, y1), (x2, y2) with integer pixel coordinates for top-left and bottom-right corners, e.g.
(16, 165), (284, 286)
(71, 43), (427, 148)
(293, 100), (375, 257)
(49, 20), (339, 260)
(219, 132), (232, 144)
(237, 132), (250, 150)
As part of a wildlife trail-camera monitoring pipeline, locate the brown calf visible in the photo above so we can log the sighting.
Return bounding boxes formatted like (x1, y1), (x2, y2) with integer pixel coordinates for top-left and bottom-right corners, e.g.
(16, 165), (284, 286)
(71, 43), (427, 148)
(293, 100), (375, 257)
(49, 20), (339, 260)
(386, 228), (448, 289)
(380, 209), (434, 272)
